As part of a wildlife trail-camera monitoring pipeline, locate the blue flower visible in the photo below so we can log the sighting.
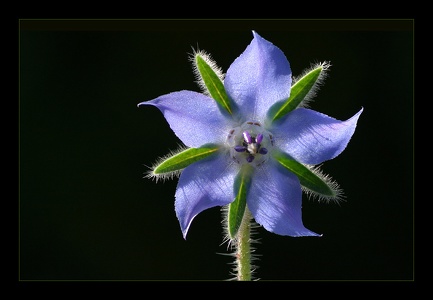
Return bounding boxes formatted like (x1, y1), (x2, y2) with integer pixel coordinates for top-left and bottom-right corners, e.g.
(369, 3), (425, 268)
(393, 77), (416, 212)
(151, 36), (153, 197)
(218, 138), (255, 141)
(138, 31), (362, 239)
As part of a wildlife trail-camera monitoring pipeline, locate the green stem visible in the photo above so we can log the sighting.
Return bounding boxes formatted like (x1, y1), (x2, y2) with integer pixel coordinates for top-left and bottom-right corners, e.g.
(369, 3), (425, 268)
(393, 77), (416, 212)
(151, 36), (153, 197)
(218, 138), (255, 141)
(235, 206), (252, 281)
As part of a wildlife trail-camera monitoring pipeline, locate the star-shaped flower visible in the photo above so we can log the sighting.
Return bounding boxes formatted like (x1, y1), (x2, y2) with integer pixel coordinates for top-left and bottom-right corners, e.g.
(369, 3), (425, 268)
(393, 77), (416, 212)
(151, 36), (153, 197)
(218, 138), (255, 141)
(138, 31), (362, 239)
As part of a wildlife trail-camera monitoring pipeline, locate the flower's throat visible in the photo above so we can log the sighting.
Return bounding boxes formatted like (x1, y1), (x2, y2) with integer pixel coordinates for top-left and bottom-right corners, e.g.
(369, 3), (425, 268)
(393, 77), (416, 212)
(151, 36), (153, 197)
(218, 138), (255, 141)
(235, 131), (268, 162)
(227, 121), (274, 167)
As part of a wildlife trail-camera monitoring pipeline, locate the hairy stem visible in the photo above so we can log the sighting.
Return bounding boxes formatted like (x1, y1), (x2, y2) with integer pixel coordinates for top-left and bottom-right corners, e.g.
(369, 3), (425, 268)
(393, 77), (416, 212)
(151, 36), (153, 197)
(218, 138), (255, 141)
(235, 206), (252, 281)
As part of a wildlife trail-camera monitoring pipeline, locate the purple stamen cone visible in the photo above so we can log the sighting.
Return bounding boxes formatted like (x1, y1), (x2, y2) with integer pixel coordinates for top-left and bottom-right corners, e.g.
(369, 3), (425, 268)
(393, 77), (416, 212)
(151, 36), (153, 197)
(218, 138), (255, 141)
(235, 146), (247, 152)
(256, 133), (263, 144)
(243, 131), (252, 144)
(259, 147), (268, 155)
(246, 155), (255, 163)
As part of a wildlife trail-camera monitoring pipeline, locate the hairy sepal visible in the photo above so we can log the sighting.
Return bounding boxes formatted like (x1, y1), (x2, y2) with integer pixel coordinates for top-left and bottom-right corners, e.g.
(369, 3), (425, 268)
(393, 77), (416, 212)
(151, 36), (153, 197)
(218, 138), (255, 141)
(268, 61), (331, 122)
(191, 49), (233, 115)
(146, 144), (220, 182)
(272, 150), (343, 203)
(227, 164), (253, 239)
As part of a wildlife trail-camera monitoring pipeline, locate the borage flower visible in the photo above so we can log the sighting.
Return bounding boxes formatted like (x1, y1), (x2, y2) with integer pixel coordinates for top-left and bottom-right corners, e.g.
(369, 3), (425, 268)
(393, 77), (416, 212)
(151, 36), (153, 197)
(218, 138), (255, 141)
(138, 31), (362, 280)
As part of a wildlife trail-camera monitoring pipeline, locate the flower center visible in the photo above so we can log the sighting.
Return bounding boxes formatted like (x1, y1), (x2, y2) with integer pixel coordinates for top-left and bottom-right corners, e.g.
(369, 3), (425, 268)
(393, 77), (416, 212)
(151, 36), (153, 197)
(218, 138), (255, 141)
(226, 121), (274, 167)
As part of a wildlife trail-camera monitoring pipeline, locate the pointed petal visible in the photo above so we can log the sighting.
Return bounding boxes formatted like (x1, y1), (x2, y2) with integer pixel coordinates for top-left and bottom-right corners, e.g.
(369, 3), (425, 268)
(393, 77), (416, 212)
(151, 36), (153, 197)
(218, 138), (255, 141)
(272, 107), (363, 165)
(138, 90), (233, 147)
(175, 153), (237, 239)
(247, 161), (321, 237)
(224, 31), (292, 121)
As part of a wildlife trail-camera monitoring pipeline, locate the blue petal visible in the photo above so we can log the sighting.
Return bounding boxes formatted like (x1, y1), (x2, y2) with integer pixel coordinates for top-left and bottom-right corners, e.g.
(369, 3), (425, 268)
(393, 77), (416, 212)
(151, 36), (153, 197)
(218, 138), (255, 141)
(247, 160), (321, 237)
(224, 31), (292, 122)
(175, 153), (237, 239)
(272, 107), (363, 165)
(138, 91), (234, 148)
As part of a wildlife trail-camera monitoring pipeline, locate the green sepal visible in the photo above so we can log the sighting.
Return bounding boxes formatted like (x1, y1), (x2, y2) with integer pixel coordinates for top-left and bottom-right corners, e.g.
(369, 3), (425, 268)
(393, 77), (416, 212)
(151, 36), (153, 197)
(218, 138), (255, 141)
(227, 164), (253, 239)
(195, 54), (233, 115)
(273, 151), (334, 197)
(268, 64), (324, 122)
(153, 144), (219, 174)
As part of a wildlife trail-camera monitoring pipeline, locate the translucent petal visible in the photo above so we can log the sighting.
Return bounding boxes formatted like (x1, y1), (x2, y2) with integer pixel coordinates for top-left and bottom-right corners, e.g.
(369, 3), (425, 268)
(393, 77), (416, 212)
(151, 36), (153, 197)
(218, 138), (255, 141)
(224, 31), (292, 122)
(247, 161), (321, 237)
(272, 107), (363, 165)
(138, 91), (234, 147)
(175, 153), (237, 239)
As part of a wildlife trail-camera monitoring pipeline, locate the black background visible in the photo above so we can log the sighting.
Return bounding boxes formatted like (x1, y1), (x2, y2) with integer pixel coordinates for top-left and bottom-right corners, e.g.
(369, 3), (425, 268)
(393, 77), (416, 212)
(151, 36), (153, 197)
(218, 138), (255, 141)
(19, 19), (413, 281)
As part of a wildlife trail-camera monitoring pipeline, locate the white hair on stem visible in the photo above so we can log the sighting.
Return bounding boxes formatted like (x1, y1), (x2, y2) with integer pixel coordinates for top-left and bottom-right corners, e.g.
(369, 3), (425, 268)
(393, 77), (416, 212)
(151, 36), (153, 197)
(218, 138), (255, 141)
(219, 205), (262, 281)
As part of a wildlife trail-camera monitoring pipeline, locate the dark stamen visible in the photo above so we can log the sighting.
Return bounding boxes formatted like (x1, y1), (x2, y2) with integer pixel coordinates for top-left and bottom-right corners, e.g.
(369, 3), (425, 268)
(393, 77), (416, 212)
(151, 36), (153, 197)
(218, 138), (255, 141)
(259, 148), (268, 155)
